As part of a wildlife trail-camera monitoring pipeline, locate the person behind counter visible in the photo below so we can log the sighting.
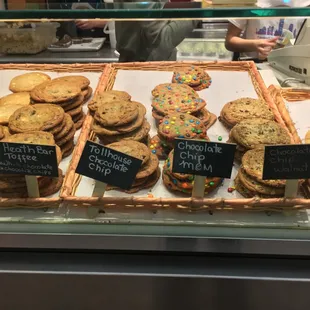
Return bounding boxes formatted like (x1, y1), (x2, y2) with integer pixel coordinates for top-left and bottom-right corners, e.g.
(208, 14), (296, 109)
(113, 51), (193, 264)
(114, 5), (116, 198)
(225, 0), (310, 61)
(76, 19), (198, 62)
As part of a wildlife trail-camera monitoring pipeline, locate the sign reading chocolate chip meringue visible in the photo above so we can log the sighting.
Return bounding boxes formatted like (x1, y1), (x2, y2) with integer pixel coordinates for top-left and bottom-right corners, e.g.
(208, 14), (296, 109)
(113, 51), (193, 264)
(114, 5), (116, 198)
(172, 139), (236, 178)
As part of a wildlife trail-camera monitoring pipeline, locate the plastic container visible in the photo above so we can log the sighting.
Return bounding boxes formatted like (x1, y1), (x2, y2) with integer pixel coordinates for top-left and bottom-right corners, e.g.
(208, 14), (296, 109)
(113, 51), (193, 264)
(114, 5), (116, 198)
(103, 21), (116, 49)
(103, 0), (117, 49)
(0, 22), (60, 54)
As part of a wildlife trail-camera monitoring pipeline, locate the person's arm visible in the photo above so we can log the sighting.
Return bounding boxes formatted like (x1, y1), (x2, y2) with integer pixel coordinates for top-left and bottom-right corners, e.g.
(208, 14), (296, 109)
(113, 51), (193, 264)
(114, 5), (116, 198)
(75, 20), (107, 30)
(143, 20), (198, 50)
(225, 22), (278, 58)
(141, 20), (199, 61)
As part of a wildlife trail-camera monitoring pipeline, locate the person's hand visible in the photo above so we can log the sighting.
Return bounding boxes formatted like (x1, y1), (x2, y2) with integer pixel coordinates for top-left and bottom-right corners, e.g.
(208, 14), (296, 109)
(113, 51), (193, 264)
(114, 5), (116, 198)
(253, 37), (278, 59)
(75, 20), (106, 30)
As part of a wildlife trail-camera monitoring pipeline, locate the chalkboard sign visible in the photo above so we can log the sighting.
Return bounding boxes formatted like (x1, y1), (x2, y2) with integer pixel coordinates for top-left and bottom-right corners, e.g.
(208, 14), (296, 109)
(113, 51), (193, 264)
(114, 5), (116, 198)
(263, 144), (310, 180)
(0, 142), (58, 177)
(172, 139), (236, 178)
(76, 140), (143, 190)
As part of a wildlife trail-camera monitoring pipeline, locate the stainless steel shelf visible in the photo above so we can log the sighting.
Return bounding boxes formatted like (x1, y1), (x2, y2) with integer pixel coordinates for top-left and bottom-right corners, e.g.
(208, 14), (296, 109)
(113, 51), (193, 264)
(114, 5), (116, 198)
(0, 46), (118, 63)
(0, 251), (310, 309)
(0, 221), (310, 256)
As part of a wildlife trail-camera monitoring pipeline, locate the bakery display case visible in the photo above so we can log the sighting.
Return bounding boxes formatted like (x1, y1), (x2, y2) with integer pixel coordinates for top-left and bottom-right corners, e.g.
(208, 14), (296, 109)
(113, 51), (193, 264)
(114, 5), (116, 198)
(0, 2), (310, 309)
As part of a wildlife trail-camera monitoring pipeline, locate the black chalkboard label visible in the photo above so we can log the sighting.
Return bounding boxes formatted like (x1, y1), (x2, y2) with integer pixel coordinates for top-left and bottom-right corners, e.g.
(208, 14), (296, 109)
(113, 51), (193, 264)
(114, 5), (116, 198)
(263, 144), (310, 180)
(172, 139), (236, 178)
(0, 142), (58, 177)
(76, 140), (143, 190)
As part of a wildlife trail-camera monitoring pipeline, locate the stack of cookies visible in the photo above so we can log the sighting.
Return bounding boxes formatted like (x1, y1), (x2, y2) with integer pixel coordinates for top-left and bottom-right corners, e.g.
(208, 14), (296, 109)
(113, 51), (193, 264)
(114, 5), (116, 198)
(106, 141), (160, 193)
(92, 99), (150, 145)
(0, 132), (64, 198)
(219, 97), (274, 129)
(162, 150), (222, 195)
(30, 75), (91, 130)
(235, 148), (286, 198)
(8, 104), (76, 158)
(150, 112), (208, 159)
(151, 83), (216, 129)
(228, 118), (291, 161)
(0, 92), (31, 125)
(172, 65), (212, 91)
(52, 75), (93, 105)
(88, 90), (131, 115)
(9, 72), (51, 93)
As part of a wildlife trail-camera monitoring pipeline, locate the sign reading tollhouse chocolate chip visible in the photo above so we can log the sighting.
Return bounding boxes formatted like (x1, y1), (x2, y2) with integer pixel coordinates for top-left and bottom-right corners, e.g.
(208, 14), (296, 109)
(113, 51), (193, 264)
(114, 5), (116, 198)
(263, 144), (310, 180)
(172, 139), (236, 178)
(76, 140), (143, 190)
(0, 142), (58, 177)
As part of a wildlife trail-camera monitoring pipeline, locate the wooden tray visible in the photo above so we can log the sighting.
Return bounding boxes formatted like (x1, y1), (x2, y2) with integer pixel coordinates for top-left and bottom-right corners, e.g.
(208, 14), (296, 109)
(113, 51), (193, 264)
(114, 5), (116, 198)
(63, 61), (308, 212)
(0, 63), (109, 209)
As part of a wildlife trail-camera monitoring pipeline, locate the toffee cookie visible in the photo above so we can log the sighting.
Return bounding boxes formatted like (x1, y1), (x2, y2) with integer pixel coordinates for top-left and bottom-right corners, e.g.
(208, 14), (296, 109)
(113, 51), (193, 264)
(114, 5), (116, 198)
(52, 75), (90, 90)
(0, 92), (31, 106)
(8, 104), (65, 133)
(54, 114), (74, 141)
(31, 80), (81, 103)
(0, 104), (28, 125)
(9, 72), (51, 93)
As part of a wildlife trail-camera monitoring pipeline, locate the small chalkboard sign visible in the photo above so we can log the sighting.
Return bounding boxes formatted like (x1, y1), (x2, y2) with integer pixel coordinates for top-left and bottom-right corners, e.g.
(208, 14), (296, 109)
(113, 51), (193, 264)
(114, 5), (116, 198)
(76, 140), (143, 190)
(0, 142), (58, 177)
(172, 139), (236, 178)
(263, 144), (310, 180)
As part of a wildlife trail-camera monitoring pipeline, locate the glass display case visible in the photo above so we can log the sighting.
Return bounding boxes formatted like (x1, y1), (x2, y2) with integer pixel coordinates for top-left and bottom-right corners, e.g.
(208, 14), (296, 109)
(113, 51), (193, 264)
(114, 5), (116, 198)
(0, 1), (310, 309)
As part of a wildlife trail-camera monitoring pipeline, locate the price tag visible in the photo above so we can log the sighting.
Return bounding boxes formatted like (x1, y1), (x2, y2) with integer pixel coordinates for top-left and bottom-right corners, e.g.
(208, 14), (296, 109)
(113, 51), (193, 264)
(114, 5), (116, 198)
(76, 141), (142, 195)
(172, 139), (236, 198)
(0, 142), (59, 198)
(0, 142), (58, 177)
(263, 144), (310, 198)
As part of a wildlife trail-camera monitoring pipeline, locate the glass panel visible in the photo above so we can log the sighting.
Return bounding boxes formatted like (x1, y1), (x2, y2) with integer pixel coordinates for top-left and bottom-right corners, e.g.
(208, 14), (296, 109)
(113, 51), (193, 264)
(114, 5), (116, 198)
(0, 12), (309, 247)
(0, 1), (310, 20)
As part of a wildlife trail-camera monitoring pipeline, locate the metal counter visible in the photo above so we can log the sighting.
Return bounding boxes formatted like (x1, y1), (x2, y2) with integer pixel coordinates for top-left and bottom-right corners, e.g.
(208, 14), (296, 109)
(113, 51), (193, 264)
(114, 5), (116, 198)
(0, 250), (310, 309)
(0, 46), (118, 64)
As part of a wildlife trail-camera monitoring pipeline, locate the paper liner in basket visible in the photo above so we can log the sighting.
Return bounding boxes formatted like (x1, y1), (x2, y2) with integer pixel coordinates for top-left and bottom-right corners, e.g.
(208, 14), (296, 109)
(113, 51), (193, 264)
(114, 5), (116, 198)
(62, 61), (309, 212)
(0, 62), (108, 208)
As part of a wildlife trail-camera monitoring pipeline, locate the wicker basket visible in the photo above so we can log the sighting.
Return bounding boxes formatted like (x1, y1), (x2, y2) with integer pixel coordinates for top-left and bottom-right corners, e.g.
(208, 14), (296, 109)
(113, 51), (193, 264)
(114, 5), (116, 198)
(63, 61), (309, 212)
(0, 63), (108, 209)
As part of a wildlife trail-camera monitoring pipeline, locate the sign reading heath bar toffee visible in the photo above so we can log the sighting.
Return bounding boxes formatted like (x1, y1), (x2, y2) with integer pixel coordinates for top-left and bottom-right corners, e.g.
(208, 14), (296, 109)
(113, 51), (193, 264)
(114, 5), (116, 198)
(0, 142), (58, 177)
(76, 140), (142, 190)
(263, 144), (310, 180)
(172, 139), (236, 178)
